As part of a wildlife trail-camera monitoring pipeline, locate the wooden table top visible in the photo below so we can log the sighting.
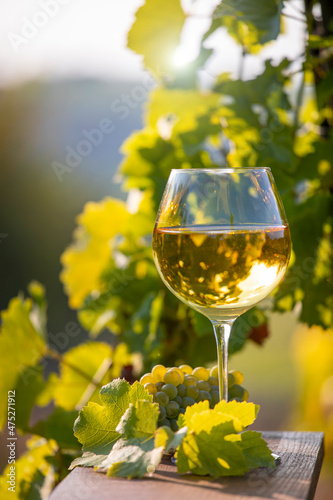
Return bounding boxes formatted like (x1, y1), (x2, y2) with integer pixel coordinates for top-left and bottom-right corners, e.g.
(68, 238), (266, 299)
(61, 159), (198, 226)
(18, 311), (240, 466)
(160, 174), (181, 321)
(49, 431), (324, 500)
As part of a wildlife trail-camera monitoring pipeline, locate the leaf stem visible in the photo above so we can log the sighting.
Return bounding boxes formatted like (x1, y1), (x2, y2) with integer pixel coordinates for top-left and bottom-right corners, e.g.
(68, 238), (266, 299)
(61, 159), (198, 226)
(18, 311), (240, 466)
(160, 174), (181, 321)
(75, 357), (113, 409)
(293, 69), (306, 134)
(238, 47), (246, 80)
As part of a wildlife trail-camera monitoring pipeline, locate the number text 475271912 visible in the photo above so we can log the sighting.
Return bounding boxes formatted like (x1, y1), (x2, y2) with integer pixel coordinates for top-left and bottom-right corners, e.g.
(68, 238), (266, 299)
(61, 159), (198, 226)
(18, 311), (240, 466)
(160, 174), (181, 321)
(7, 390), (16, 493)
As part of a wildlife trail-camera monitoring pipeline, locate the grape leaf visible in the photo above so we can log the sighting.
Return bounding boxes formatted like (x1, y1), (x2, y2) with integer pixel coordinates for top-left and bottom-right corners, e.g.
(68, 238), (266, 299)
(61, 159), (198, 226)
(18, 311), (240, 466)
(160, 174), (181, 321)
(274, 193), (332, 329)
(72, 382), (273, 478)
(226, 431), (276, 468)
(214, 400), (259, 428)
(176, 401), (274, 477)
(0, 297), (46, 428)
(0, 438), (57, 500)
(116, 399), (159, 438)
(127, 0), (185, 75)
(100, 400), (162, 478)
(148, 88), (221, 135)
(206, 0), (282, 50)
(177, 411), (248, 476)
(60, 198), (130, 308)
(104, 437), (163, 479)
(72, 380), (152, 456)
(155, 425), (188, 453)
(69, 451), (108, 470)
(177, 400), (210, 428)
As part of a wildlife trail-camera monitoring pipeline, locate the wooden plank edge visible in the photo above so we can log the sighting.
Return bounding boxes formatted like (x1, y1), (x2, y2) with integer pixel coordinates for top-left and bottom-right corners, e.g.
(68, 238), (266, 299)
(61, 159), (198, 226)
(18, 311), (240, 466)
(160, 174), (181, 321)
(306, 432), (325, 500)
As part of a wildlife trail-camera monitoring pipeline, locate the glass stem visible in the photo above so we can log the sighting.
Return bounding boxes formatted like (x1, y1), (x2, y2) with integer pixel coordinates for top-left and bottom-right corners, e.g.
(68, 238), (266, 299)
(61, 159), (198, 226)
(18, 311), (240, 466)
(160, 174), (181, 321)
(212, 321), (234, 402)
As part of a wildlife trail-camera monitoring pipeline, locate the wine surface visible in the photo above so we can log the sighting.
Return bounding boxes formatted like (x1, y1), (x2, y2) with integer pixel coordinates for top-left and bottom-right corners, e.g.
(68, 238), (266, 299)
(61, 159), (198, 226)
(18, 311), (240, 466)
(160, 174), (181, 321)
(152, 225), (291, 320)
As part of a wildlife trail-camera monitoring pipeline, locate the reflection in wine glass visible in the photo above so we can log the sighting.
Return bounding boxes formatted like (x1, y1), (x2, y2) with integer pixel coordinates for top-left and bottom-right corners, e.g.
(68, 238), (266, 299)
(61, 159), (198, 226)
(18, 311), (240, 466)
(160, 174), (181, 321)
(153, 168), (291, 401)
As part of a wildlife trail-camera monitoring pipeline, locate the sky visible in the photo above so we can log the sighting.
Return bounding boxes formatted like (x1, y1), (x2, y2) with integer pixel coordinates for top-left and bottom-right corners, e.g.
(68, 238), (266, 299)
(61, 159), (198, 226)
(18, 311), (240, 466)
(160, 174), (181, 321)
(0, 0), (306, 87)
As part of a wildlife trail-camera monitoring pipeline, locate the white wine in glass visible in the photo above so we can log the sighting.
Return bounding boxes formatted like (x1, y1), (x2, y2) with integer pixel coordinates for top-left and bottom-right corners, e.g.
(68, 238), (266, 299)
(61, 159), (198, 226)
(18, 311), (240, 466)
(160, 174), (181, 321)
(153, 168), (291, 401)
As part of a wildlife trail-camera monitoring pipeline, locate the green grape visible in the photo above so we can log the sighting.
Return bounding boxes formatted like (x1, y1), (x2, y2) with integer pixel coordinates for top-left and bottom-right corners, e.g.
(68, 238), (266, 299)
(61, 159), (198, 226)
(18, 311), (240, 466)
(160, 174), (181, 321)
(140, 373), (155, 385)
(166, 401), (180, 418)
(228, 384), (245, 400)
(170, 418), (179, 432)
(230, 397), (243, 402)
(154, 391), (169, 407)
(210, 391), (219, 407)
(161, 383), (177, 400)
(197, 380), (210, 392)
(197, 390), (212, 404)
(164, 369), (181, 386)
(174, 395), (182, 406)
(144, 382), (157, 395)
(243, 388), (249, 402)
(181, 396), (196, 409)
(158, 405), (166, 421)
(210, 365), (218, 379)
(208, 376), (218, 387)
(186, 385), (199, 400)
(210, 385), (219, 393)
(159, 418), (171, 428)
(192, 367), (209, 381)
(230, 370), (244, 385)
(179, 364), (192, 375)
(179, 407), (185, 414)
(177, 383), (187, 397)
(172, 367), (185, 384)
(184, 375), (198, 387)
(152, 364), (167, 382)
(228, 372), (235, 388)
(155, 381), (164, 391)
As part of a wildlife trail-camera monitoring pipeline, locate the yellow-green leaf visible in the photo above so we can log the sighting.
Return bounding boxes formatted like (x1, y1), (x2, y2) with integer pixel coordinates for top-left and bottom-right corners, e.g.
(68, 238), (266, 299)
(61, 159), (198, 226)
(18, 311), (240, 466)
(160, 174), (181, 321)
(0, 438), (57, 500)
(73, 379), (152, 456)
(127, 0), (186, 75)
(60, 197), (130, 308)
(148, 88), (221, 135)
(0, 297), (46, 428)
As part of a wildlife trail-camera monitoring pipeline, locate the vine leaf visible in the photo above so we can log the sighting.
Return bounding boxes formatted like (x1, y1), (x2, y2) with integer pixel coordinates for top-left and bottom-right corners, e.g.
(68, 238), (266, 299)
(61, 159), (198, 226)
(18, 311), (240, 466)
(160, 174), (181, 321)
(205, 0), (282, 50)
(226, 430), (276, 468)
(0, 296), (46, 429)
(214, 400), (259, 427)
(176, 401), (274, 476)
(155, 425), (188, 453)
(60, 198), (130, 309)
(0, 438), (57, 500)
(101, 400), (162, 478)
(127, 0), (186, 75)
(72, 380), (152, 458)
(147, 88), (221, 135)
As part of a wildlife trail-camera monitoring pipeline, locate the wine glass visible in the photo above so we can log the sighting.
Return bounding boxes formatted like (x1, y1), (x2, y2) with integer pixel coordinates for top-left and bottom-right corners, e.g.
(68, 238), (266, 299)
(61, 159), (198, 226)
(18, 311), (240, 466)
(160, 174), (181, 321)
(152, 168), (291, 402)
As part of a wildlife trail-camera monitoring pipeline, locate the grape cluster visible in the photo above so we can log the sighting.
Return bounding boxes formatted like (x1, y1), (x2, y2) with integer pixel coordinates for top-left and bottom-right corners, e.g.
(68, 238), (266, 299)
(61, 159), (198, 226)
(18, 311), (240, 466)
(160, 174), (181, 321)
(139, 364), (248, 431)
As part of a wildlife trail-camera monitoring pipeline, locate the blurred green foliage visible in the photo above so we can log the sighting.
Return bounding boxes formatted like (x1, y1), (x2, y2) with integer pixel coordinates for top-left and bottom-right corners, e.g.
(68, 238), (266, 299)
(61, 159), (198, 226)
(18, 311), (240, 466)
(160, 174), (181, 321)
(0, 0), (332, 497)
